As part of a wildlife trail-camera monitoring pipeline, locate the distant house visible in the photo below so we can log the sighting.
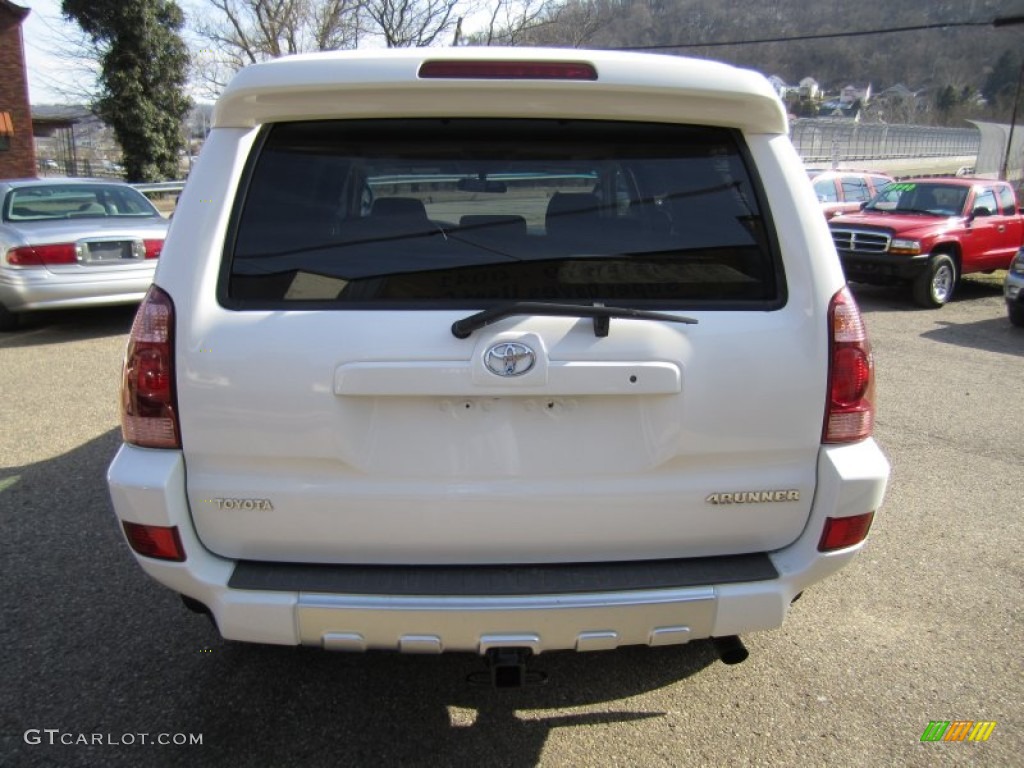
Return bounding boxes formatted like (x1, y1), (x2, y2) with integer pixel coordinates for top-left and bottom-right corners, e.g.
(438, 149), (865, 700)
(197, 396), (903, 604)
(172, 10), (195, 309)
(822, 83), (872, 119)
(840, 84), (871, 107)
(31, 105), (94, 177)
(798, 77), (820, 100)
(0, 0), (35, 178)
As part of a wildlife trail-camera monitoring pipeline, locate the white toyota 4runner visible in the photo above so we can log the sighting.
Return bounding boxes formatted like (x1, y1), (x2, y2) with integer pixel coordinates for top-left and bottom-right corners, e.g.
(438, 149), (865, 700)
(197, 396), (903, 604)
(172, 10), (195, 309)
(107, 48), (889, 674)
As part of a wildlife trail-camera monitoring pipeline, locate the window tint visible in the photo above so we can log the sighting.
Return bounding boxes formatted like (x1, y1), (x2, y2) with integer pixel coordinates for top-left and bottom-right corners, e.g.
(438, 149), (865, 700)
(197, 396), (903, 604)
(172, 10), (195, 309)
(226, 119), (781, 309)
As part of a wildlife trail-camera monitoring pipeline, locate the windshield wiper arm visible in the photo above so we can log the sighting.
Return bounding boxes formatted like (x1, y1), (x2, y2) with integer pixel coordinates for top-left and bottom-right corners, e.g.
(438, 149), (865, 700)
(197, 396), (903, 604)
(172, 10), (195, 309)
(451, 302), (698, 339)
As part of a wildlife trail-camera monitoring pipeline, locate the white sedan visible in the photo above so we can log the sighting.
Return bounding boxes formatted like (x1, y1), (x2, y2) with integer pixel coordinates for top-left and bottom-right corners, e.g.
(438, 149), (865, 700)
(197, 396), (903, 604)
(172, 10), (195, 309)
(0, 178), (168, 331)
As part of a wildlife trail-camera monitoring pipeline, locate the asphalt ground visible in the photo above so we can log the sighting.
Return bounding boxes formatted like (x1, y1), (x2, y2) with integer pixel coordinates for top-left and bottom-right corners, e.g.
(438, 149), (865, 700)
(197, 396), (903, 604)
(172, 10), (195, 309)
(1, 275), (1021, 767)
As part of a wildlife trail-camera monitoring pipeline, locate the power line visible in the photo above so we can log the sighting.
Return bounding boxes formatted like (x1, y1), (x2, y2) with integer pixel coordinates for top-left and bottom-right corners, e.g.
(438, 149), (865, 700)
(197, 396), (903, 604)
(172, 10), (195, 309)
(619, 18), (1020, 52)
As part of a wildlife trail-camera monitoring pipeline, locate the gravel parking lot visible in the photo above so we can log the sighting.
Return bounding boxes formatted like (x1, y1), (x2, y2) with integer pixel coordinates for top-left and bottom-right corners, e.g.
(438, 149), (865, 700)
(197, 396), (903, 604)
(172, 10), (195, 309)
(1, 276), (1021, 767)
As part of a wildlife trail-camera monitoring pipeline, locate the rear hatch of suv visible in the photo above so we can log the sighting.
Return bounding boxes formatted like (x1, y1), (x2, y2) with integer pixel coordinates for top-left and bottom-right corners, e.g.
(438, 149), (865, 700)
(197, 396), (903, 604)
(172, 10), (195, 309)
(172, 56), (830, 566)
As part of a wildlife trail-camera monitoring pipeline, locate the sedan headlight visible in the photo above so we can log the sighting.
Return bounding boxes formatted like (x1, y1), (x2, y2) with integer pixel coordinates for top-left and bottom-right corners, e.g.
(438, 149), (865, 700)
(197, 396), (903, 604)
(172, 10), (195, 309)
(889, 238), (922, 255)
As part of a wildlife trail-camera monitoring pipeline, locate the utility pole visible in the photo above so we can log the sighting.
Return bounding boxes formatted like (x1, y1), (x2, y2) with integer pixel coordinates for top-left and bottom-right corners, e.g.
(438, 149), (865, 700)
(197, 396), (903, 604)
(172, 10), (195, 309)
(994, 16), (1024, 181)
(999, 58), (1023, 181)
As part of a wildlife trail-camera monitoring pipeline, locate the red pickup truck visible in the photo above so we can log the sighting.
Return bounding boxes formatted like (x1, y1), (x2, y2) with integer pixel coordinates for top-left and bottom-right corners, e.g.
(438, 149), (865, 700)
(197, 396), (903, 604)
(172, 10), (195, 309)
(829, 178), (1024, 307)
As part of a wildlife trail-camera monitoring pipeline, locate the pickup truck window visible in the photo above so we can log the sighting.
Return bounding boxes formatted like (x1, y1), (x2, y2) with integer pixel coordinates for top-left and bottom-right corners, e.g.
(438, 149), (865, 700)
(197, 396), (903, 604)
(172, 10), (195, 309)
(974, 188), (998, 215)
(997, 186), (1016, 215)
(225, 119), (781, 309)
(814, 178), (839, 202)
(841, 177), (870, 201)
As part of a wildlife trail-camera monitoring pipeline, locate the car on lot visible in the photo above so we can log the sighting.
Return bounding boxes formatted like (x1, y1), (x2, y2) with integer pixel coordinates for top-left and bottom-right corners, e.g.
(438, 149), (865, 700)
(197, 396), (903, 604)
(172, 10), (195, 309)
(830, 178), (1024, 307)
(1006, 247), (1024, 326)
(106, 47), (889, 679)
(807, 169), (893, 220)
(0, 178), (167, 330)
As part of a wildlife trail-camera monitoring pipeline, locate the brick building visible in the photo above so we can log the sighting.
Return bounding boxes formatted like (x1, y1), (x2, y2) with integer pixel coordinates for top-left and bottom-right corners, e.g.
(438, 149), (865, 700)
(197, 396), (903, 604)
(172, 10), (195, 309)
(0, 0), (35, 178)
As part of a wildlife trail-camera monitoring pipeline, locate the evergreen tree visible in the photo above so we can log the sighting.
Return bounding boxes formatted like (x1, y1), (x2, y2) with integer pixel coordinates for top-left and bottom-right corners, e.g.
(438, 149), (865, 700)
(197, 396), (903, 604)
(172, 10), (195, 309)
(982, 50), (1021, 111)
(63, 0), (192, 181)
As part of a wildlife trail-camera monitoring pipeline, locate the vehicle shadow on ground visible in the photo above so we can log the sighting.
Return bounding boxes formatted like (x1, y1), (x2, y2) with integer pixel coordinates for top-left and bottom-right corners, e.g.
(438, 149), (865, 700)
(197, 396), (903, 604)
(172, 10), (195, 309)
(850, 275), (1005, 313)
(2, 430), (717, 768)
(921, 316), (1024, 357)
(0, 305), (136, 349)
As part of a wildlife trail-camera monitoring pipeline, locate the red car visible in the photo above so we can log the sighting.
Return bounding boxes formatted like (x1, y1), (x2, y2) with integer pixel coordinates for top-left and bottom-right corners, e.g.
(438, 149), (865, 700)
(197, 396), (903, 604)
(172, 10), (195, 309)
(808, 170), (893, 220)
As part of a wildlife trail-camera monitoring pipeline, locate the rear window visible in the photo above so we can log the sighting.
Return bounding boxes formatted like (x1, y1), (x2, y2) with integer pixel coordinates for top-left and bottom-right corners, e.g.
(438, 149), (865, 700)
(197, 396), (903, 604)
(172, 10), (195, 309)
(224, 119), (782, 309)
(4, 184), (159, 221)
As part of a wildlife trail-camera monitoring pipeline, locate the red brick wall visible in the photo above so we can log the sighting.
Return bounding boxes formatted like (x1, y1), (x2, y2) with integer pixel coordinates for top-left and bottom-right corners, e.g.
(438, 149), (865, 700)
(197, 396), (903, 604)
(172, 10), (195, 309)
(0, 3), (36, 179)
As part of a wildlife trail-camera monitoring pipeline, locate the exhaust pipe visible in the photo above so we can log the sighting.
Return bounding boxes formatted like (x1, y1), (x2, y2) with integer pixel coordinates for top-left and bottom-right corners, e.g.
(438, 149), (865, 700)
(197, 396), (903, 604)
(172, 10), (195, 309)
(711, 635), (749, 665)
(180, 594), (211, 615)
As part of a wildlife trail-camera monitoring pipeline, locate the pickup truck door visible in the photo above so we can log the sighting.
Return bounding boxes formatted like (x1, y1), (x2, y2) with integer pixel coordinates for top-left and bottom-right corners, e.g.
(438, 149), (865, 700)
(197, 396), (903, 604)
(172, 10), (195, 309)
(969, 186), (1020, 270)
(994, 185), (1024, 266)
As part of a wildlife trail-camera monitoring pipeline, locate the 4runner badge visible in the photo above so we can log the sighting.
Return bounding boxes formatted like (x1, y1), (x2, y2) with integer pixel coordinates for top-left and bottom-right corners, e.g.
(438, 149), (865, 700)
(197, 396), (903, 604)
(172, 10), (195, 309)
(484, 342), (536, 377)
(706, 490), (800, 505)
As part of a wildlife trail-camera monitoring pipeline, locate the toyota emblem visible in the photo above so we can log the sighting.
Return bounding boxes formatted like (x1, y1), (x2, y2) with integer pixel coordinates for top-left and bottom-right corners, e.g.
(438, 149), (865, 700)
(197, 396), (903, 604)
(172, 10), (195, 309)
(484, 342), (536, 377)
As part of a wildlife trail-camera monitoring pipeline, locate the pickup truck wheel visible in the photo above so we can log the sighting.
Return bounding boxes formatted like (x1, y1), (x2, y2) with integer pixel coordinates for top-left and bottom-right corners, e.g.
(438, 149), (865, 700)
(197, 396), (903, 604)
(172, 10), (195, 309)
(912, 254), (957, 308)
(0, 302), (20, 332)
(1009, 302), (1024, 328)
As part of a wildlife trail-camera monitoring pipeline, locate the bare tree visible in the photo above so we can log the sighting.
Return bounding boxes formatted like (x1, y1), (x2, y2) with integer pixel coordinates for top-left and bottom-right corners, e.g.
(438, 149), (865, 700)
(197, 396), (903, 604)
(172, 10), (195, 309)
(361, 0), (461, 48)
(518, 0), (607, 48)
(192, 0), (362, 94)
(469, 0), (552, 45)
(28, 13), (103, 104)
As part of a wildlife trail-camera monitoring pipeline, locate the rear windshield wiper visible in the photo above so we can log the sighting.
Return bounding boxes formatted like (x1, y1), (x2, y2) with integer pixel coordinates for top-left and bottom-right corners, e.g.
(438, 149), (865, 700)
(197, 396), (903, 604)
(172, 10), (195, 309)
(451, 301), (698, 339)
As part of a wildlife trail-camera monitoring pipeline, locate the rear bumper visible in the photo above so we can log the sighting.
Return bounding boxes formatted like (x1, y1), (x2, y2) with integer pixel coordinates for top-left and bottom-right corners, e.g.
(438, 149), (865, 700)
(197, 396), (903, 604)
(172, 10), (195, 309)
(107, 440), (889, 653)
(0, 265), (154, 312)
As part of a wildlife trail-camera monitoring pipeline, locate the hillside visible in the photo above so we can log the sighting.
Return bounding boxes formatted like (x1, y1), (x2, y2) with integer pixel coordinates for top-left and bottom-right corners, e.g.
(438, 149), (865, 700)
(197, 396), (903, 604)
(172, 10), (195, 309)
(527, 0), (1024, 122)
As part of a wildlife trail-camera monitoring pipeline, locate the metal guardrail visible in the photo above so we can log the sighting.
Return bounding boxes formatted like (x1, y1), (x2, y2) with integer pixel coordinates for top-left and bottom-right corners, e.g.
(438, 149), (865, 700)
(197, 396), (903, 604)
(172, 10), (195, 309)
(790, 119), (981, 167)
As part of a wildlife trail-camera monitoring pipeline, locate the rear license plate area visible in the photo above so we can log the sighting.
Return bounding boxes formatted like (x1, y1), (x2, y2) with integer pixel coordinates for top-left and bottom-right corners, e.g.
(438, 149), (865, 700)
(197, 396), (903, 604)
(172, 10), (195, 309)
(81, 241), (136, 262)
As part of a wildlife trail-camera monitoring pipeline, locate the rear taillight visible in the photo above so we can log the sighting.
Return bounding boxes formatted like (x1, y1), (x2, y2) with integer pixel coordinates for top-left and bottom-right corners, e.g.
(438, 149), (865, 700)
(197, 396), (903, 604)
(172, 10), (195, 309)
(122, 285), (180, 448)
(818, 512), (875, 552)
(122, 521), (186, 561)
(418, 60), (598, 80)
(143, 239), (163, 259)
(824, 286), (875, 443)
(7, 243), (77, 265)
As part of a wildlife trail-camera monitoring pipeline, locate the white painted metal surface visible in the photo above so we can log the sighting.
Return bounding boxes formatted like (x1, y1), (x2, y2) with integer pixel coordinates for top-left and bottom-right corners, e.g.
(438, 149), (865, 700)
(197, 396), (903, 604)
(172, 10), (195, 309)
(107, 48), (889, 652)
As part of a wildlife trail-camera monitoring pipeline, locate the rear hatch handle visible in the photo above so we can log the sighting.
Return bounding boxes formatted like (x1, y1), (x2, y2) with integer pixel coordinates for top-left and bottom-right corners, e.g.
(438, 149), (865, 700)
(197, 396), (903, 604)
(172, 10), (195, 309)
(452, 302), (698, 339)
